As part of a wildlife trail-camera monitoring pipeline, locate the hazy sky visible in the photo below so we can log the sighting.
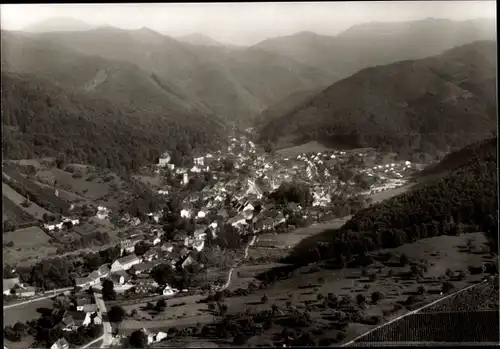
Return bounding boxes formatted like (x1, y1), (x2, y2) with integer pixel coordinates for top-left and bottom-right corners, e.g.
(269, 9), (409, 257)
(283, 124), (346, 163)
(1, 2), (496, 45)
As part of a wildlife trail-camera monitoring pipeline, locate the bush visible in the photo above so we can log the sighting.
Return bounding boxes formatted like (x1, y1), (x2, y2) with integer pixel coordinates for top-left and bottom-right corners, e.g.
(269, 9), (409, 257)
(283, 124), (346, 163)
(442, 281), (455, 293)
(356, 294), (366, 305)
(400, 253), (409, 266)
(233, 334), (248, 345)
(417, 285), (426, 295)
(371, 291), (383, 304)
(261, 294), (268, 304)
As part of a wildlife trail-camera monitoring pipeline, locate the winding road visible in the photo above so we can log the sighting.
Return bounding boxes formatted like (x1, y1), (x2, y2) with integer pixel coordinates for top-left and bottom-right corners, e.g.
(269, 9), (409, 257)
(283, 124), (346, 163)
(219, 235), (257, 291)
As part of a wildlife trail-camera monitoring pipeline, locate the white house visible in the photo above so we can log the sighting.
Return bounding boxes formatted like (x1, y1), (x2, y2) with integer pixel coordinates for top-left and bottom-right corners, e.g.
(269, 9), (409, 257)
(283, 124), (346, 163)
(3, 278), (20, 295)
(152, 237), (161, 246)
(190, 165), (202, 173)
(162, 284), (178, 296)
(157, 190), (169, 195)
(182, 173), (189, 186)
(194, 157), (204, 166)
(180, 208), (192, 218)
(111, 254), (141, 272)
(192, 240), (205, 252)
(51, 338), (69, 349)
(158, 152), (171, 166)
(167, 163), (175, 171)
(196, 210), (207, 219)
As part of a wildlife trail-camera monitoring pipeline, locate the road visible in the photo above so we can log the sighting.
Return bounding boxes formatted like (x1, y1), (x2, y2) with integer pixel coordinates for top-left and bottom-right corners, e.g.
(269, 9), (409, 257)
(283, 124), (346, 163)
(341, 281), (485, 346)
(219, 235), (257, 291)
(3, 287), (73, 309)
(80, 335), (104, 349)
(94, 291), (113, 348)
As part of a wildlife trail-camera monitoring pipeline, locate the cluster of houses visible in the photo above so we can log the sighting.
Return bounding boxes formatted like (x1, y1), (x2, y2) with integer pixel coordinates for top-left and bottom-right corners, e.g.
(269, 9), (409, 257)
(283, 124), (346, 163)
(72, 228), (208, 297)
(43, 217), (80, 232)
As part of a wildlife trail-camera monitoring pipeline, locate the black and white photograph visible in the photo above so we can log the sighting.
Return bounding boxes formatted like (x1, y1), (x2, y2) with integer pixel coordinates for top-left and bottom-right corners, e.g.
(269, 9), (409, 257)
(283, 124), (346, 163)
(1, 1), (498, 348)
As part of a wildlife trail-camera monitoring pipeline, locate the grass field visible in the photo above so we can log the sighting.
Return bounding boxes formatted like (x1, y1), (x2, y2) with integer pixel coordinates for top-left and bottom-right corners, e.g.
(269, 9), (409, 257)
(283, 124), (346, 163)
(2, 182), (52, 220)
(3, 297), (53, 326)
(3, 226), (57, 266)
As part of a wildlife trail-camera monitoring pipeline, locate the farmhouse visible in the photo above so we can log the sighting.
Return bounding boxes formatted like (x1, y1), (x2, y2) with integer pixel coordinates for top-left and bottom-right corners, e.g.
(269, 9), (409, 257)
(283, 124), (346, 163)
(111, 254), (141, 272)
(110, 271), (130, 285)
(158, 152), (171, 166)
(3, 277), (20, 295)
(142, 249), (158, 262)
(130, 262), (155, 275)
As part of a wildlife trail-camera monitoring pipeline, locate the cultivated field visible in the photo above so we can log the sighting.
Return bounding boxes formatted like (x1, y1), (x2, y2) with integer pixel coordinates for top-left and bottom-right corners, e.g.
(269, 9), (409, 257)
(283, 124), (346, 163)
(356, 310), (499, 343)
(3, 226), (57, 266)
(3, 182), (51, 219)
(2, 196), (37, 225)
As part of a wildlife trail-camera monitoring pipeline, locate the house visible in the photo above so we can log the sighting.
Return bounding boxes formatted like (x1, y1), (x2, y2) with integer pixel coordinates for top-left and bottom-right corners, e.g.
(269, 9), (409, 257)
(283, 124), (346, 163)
(141, 328), (156, 345)
(192, 240), (205, 252)
(162, 284), (178, 296)
(193, 228), (207, 241)
(194, 157), (204, 166)
(180, 208), (192, 218)
(120, 238), (141, 254)
(178, 247), (190, 259)
(150, 236), (161, 246)
(110, 271), (130, 285)
(181, 256), (195, 269)
(50, 338), (69, 349)
(196, 210), (207, 219)
(96, 206), (109, 219)
(228, 214), (247, 228)
(142, 249), (158, 262)
(74, 298), (90, 311)
(155, 331), (168, 342)
(61, 315), (75, 331)
(96, 264), (110, 278)
(111, 254), (141, 272)
(3, 278), (20, 295)
(130, 262), (154, 275)
(82, 304), (98, 313)
(158, 152), (171, 166)
(160, 243), (174, 253)
(157, 190), (169, 195)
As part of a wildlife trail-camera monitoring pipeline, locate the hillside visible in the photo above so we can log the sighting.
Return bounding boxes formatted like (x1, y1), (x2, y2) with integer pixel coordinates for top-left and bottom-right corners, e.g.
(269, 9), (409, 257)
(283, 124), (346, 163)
(286, 136), (498, 266)
(176, 33), (226, 47)
(259, 41), (497, 158)
(1, 71), (226, 172)
(254, 18), (496, 83)
(12, 27), (331, 123)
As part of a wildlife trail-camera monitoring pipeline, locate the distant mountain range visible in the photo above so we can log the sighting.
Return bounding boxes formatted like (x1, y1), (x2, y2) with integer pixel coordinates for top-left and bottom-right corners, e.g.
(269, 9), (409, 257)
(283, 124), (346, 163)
(176, 33), (226, 47)
(259, 40), (497, 158)
(22, 17), (97, 33)
(3, 17), (495, 127)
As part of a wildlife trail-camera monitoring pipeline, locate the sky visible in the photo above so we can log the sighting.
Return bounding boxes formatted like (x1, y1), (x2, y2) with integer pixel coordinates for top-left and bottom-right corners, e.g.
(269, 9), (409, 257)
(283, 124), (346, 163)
(0, 1), (496, 45)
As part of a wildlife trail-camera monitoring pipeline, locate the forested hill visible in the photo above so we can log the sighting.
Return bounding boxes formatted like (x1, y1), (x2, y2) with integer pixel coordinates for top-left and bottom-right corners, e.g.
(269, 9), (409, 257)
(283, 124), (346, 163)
(286, 137), (498, 266)
(259, 41), (497, 159)
(1, 72), (227, 172)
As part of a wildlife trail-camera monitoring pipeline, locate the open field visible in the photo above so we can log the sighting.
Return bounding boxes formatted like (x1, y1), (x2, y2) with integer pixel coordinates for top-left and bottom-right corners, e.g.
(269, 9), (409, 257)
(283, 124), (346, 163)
(35, 167), (129, 210)
(135, 175), (163, 189)
(276, 141), (332, 158)
(3, 226), (57, 266)
(3, 182), (52, 219)
(3, 297), (53, 326)
(3, 168), (71, 213)
(214, 232), (493, 346)
(34, 179), (92, 205)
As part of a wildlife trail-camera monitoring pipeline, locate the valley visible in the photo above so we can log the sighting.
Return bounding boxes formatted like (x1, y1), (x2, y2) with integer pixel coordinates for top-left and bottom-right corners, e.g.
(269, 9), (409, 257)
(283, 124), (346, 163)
(1, 5), (497, 349)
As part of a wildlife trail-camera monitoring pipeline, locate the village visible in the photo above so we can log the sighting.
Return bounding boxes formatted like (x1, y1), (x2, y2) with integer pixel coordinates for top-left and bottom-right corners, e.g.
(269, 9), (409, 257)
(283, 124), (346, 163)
(3, 134), (422, 349)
